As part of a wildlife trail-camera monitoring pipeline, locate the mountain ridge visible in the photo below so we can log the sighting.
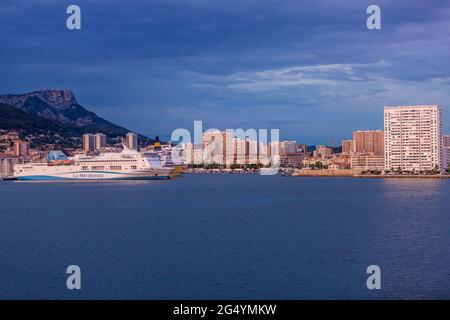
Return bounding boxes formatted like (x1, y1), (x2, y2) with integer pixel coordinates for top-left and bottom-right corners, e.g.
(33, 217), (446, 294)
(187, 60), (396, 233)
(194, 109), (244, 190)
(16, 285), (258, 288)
(0, 89), (154, 147)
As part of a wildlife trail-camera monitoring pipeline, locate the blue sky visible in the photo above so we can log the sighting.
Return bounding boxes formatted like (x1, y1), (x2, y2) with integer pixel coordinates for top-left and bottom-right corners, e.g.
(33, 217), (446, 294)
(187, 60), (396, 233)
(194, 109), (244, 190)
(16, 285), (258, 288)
(1, 0), (450, 144)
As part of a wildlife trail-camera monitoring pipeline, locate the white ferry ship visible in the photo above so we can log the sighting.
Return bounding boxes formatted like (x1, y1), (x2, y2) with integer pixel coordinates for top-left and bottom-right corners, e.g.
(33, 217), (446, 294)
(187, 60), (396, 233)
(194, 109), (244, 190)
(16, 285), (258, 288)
(13, 147), (173, 181)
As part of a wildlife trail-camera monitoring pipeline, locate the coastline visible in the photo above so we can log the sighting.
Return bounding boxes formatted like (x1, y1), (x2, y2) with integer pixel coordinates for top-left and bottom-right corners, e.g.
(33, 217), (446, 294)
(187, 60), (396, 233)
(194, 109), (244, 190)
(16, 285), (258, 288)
(286, 168), (450, 178)
(353, 174), (450, 179)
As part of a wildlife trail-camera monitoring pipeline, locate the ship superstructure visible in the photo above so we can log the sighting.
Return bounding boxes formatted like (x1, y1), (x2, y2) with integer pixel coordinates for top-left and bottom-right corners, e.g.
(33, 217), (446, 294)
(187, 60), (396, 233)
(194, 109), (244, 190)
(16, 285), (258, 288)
(13, 147), (172, 180)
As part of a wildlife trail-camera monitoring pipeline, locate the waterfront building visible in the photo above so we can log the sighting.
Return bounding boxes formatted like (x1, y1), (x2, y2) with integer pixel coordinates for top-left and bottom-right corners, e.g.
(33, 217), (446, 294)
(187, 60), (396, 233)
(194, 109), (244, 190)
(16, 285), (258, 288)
(126, 132), (138, 150)
(202, 130), (228, 165)
(203, 131), (263, 166)
(302, 156), (331, 168)
(95, 133), (106, 150)
(277, 142), (307, 167)
(232, 138), (247, 165)
(443, 134), (450, 170)
(384, 105), (443, 172)
(192, 144), (203, 165)
(314, 145), (333, 158)
(280, 153), (304, 168)
(226, 137), (260, 166)
(280, 141), (296, 155)
(328, 163), (349, 170)
(176, 142), (205, 165)
(13, 141), (30, 157)
(350, 153), (385, 171)
(341, 140), (355, 154)
(186, 131), (295, 167)
(247, 139), (259, 165)
(258, 141), (271, 166)
(82, 134), (95, 152)
(332, 153), (352, 169)
(178, 142), (193, 165)
(352, 130), (384, 156)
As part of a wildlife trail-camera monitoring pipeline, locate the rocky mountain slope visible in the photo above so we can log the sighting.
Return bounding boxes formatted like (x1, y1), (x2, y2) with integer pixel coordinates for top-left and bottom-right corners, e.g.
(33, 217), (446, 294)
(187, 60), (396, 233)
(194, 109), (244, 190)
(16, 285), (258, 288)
(0, 89), (153, 147)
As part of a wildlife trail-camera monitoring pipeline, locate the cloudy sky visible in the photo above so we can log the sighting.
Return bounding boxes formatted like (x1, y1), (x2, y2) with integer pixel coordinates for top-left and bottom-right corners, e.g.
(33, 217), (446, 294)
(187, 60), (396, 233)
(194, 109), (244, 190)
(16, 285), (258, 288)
(1, 0), (450, 144)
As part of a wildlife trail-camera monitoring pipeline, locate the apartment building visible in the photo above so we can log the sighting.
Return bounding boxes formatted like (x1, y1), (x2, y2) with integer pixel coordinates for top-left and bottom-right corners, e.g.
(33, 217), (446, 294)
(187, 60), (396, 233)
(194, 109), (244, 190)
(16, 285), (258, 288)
(384, 105), (443, 172)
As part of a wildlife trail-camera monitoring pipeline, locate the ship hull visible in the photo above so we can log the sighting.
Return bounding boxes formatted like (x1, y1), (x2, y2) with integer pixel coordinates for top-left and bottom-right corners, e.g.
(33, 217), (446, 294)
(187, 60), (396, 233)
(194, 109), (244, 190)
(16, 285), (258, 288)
(13, 147), (173, 181)
(14, 170), (171, 181)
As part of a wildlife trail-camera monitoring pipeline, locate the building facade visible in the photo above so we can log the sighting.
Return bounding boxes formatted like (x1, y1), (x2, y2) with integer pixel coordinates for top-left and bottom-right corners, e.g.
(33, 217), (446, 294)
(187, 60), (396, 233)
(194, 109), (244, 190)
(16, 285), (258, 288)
(443, 134), (450, 171)
(95, 133), (106, 150)
(180, 131), (279, 167)
(13, 141), (30, 157)
(352, 130), (384, 156)
(314, 145), (333, 157)
(384, 105), (443, 172)
(341, 139), (355, 154)
(83, 134), (95, 152)
(280, 141), (296, 155)
(202, 130), (228, 165)
(126, 132), (138, 150)
(350, 153), (385, 171)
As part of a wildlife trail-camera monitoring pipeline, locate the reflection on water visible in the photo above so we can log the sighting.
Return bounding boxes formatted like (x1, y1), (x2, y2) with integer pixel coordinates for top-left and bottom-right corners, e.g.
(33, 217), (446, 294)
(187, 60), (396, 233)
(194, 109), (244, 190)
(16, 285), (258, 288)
(380, 178), (447, 196)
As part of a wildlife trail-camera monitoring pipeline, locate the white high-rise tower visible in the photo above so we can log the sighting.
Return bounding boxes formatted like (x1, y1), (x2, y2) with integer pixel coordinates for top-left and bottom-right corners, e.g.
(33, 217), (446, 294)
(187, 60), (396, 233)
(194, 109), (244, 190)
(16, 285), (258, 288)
(384, 105), (443, 172)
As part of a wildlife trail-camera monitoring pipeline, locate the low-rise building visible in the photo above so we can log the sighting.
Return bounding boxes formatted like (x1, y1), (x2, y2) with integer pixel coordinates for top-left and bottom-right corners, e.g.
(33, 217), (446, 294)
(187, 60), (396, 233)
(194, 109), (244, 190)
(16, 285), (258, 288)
(314, 145), (333, 158)
(302, 156), (331, 168)
(280, 153), (304, 168)
(443, 134), (450, 171)
(328, 163), (348, 170)
(0, 131), (20, 141)
(350, 153), (384, 171)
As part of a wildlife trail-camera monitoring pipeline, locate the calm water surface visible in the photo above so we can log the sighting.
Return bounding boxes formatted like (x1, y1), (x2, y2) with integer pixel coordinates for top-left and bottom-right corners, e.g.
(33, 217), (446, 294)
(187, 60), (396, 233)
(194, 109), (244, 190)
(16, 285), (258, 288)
(0, 175), (449, 299)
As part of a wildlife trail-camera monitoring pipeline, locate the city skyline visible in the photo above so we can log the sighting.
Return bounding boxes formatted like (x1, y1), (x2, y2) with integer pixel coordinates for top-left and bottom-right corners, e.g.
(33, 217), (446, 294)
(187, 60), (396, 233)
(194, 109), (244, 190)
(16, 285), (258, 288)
(2, 0), (450, 304)
(1, 0), (450, 143)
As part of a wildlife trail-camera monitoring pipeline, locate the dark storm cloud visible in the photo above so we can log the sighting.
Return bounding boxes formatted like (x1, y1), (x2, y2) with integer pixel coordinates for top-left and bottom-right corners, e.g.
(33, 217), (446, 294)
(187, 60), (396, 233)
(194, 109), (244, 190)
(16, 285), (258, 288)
(1, 0), (449, 143)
